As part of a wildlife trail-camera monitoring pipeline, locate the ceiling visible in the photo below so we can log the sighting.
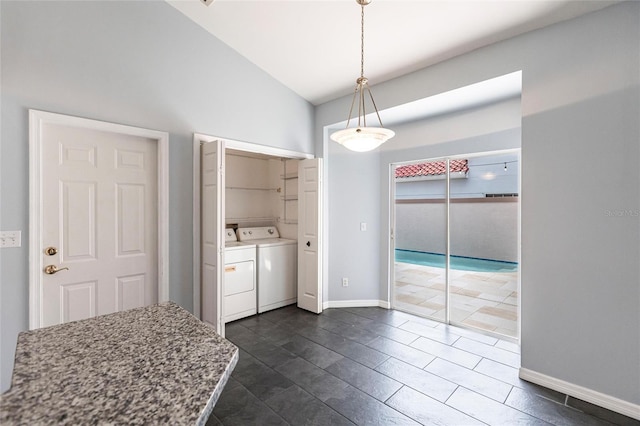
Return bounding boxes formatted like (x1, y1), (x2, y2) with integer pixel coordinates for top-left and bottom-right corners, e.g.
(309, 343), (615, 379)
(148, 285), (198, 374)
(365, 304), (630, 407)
(168, 0), (618, 106)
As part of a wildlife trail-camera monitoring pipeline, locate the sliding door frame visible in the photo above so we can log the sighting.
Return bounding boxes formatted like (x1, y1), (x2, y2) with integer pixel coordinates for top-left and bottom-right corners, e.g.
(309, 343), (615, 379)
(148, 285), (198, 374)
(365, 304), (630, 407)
(389, 149), (521, 341)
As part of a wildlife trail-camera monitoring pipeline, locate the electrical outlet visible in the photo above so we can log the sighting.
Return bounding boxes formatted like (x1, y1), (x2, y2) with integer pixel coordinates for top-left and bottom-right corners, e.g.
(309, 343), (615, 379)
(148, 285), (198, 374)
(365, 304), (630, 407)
(0, 231), (22, 248)
(360, 222), (367, 231)
(342, 277), (349, 287)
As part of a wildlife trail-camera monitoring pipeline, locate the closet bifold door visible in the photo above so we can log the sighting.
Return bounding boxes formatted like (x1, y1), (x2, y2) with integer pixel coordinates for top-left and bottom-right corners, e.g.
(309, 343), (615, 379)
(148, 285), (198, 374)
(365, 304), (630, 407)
(201, 139), (225, 336)
(297, 158), (322, 314)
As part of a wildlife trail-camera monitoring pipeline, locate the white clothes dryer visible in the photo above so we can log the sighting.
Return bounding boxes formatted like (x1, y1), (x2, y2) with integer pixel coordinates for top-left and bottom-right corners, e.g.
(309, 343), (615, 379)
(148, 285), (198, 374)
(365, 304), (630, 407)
(223, 228), (256, 322)
(237, 226), (297, 313)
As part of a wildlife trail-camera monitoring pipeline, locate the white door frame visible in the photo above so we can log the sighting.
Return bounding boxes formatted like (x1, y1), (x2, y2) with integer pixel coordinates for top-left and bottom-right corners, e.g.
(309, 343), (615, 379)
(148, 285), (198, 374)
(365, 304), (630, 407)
(192, 133), (313, 319)
(387, 163), (397, 308)
(29, 110), (170, 329)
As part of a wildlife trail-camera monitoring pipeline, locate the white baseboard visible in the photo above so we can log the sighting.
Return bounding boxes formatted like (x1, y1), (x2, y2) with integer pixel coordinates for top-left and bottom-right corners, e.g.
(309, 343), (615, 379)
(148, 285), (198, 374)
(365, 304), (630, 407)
(323, 300), (389, 309)
(519, 368), (640, 420)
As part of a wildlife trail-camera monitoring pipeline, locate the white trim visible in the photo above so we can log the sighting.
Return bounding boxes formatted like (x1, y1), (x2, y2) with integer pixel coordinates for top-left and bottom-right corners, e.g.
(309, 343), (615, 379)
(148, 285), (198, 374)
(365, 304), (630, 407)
(192, 133), (314, 320)
(519, 368), (640, 420)
(158, 130), (169, 304)
(192, 136), (202, 319)
(225, 139), (313, 160)
(323, 300), (389, 309)
(28, 110), (169, 330)
(387, 164), (395, 309)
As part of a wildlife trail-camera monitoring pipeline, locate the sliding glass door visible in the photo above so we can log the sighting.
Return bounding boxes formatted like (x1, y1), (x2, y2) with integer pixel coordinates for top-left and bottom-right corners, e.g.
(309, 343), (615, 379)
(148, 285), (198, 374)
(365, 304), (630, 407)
(393, 160), (447, 323)
(392, 152), (520, 339)
(449, 154), (519, 337)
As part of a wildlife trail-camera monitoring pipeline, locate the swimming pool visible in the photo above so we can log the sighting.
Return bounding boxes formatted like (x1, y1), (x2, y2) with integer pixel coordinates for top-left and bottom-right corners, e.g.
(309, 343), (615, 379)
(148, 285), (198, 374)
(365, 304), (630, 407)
(395, 249), (518, 273)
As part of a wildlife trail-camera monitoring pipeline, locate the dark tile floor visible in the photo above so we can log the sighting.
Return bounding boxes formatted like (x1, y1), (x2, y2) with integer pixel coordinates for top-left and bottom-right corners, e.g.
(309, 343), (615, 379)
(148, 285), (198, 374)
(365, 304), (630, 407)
(207, 306), (639, 426)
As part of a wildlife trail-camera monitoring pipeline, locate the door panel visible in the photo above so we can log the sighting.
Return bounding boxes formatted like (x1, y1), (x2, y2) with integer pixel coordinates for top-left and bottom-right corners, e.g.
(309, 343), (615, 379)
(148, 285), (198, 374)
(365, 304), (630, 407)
(61, 181), (97, 261)
(61, 281), (96, 323)
(41, 123), (158, 326)
(297, 158), (322, 313)
(117, 184), (146, 255)
(117, 274), (146, 311)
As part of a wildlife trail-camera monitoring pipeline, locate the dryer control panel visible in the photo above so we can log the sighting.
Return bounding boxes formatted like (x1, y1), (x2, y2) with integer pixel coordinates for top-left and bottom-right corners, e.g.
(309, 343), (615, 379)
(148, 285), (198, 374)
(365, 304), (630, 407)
(237, 227), (280, 241)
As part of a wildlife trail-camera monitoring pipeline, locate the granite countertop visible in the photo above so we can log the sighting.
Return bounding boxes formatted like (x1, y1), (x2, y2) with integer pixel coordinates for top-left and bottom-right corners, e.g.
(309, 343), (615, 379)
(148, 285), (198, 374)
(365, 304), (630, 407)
(0, 302), (238, 425)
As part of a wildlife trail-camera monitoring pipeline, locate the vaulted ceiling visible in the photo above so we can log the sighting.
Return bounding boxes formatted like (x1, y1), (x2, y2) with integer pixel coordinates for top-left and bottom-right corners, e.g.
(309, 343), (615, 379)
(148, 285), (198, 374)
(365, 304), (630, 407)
(168, 0), (618, 106)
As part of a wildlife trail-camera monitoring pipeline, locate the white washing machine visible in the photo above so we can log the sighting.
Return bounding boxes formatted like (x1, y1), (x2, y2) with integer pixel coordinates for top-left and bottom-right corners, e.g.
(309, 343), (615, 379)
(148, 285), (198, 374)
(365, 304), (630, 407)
(237, 226), (297, 313)
(223, 228), (257, 322)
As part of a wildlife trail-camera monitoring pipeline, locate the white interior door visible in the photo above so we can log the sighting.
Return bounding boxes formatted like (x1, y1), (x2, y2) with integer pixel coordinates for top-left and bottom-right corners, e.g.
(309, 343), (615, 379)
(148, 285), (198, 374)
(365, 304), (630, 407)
(201, 140), (225, 335)
(40, 122), (158, 327)
(297, 158), (323, 313)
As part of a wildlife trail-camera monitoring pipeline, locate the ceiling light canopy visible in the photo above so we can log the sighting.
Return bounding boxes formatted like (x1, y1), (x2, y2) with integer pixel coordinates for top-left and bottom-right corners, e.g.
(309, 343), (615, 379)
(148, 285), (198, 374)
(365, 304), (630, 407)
(330, 0), (394, 152)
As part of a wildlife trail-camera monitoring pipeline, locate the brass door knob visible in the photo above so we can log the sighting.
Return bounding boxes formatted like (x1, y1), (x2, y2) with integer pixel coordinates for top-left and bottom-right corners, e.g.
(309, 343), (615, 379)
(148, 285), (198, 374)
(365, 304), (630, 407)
(44, 265), (69, 275)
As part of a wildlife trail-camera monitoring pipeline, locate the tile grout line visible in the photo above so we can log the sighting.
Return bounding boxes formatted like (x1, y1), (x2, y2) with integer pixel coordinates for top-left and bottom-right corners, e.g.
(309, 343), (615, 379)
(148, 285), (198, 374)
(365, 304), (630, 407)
(441, 385), (495, 426)
(264, 310), (520, 379)
(421, 361), (515, 405)
(235, 343), (353, 425)
(327, 311), (521, 373)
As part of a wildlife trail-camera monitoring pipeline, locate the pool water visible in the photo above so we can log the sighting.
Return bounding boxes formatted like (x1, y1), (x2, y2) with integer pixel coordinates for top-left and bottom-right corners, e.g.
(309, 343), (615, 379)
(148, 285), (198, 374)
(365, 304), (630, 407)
(395, 249), (518, 273)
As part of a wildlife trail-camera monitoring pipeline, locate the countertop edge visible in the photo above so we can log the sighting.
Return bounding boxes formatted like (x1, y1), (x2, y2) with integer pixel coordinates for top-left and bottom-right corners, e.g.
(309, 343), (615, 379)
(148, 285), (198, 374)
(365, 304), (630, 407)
(196, 348), (239, 426)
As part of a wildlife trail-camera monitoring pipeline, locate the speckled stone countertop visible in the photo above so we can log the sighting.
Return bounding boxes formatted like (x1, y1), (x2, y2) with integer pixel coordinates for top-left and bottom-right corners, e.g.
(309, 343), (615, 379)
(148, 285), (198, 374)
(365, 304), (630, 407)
(0, 302), (238, 425)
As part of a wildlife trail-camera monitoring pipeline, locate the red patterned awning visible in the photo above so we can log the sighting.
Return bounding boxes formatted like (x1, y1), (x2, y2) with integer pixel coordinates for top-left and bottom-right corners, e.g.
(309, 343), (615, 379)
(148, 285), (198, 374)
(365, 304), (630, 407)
(395, 160), (468, 178)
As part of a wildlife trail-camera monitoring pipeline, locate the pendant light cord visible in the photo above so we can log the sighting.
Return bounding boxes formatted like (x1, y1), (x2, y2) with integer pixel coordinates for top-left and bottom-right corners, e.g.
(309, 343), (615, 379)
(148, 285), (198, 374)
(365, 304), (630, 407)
(343, 0), (386, 130)
(358, 3), (366, 127)
(361, 3), (365, 79)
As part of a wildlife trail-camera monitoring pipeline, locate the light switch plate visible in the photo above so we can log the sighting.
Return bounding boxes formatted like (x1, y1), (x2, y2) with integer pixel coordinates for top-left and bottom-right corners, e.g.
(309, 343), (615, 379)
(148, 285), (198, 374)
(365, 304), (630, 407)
(0, 231), (22, 248)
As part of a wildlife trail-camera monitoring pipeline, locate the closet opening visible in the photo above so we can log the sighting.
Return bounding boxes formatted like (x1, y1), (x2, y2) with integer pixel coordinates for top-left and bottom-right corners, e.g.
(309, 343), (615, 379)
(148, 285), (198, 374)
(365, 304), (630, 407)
(223, 150), (300, 322)
(192, 135), (321, 337)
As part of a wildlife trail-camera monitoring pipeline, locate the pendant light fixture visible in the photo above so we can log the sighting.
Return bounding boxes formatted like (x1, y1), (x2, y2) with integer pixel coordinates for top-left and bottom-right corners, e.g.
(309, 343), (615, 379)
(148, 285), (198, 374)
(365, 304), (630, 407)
(330, 0), (395, 152)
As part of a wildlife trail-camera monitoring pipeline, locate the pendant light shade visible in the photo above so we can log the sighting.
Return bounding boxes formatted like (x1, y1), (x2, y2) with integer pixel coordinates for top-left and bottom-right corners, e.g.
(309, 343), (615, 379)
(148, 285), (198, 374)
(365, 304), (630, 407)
(330, 0), (394, 152)
(331, 127), (395, 152)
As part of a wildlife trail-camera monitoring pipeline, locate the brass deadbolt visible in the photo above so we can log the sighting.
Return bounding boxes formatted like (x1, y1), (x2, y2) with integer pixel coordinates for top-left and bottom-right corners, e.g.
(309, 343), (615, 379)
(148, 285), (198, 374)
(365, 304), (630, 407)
(44, 247), (58, 256)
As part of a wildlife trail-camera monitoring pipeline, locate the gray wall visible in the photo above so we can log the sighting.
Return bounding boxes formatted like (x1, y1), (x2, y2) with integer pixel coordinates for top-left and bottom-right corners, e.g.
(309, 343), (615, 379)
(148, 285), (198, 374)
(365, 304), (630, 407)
(0, 1), (314, 392)
(317, 2), (639, 406)
(327, 144), (381, 301)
